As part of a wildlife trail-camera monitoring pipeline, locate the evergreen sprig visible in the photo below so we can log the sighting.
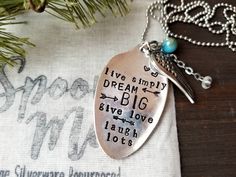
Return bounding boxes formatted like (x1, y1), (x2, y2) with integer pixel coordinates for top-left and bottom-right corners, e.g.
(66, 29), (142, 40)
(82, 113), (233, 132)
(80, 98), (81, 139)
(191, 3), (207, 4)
(0, 15), (34, 67)
(46, 0), (129, 28)
(0, 0), (130, 67)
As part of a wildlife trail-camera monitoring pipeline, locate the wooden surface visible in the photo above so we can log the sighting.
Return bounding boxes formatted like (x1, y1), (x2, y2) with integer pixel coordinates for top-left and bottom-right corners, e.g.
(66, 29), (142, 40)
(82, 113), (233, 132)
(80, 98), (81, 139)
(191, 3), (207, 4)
(171, 0), (236, 176)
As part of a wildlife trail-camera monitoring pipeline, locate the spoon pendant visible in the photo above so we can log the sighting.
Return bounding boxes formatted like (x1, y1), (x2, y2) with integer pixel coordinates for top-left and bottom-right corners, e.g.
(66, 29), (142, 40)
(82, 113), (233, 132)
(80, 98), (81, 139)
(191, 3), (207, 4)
(94, 46), (169, 159)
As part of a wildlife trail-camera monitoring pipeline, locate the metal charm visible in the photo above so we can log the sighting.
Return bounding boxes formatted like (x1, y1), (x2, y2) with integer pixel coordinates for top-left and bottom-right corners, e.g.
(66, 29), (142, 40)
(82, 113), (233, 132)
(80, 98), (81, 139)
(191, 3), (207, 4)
(150, 55), (194, 103)
(201, 76), (212, 89)
(140, 41), (195, 103)
(94, 47), (169, 159)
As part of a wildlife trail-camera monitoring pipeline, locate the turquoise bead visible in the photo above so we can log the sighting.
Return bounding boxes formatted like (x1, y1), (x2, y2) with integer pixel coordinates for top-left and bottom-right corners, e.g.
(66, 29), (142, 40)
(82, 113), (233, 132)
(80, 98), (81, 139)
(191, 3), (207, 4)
(161, 37), (178, 54)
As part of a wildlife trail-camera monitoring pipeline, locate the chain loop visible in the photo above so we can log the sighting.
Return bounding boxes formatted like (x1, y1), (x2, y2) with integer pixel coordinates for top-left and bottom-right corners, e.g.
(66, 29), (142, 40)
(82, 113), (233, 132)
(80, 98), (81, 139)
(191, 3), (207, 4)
(185, 67), (193, 75)
(142, 0), (236, 51)
(193, 73), (203, 81)
(176, 61), (185, 68)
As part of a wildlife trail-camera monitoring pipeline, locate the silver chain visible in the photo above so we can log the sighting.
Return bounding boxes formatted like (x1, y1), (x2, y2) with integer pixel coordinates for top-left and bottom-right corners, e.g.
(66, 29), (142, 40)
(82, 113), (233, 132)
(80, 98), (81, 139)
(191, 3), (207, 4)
(142, 0), (236, 51)
(141, 0), (235, 87)
(170, 54), (204, 81)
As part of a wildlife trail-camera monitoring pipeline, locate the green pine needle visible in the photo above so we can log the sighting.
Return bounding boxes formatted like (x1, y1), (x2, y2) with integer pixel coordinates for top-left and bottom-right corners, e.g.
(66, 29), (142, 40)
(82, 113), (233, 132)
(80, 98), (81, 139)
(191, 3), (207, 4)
(0, 16), (34, 67)
(0, 0), (130, 67)
(46, 0), (130, 29)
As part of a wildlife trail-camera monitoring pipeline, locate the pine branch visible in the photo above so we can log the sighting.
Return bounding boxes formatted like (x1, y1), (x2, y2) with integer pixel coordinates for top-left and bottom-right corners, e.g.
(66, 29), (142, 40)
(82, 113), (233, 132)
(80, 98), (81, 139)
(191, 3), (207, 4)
(0, 0), (25, 16)
(0, 0), (130, 67)
(0, 4), (34, 67)
(46, 0), (130, 28)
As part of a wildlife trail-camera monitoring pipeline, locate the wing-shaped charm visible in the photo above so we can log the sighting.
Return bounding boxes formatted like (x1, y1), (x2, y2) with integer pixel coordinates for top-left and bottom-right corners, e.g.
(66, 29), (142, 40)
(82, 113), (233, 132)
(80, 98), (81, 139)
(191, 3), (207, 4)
(149, 52), (195, 104)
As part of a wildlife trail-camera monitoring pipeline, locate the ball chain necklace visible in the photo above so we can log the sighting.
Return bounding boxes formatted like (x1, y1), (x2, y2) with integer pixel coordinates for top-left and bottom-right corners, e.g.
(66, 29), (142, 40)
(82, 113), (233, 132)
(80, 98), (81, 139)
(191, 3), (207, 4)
(94, 0), (236, 159)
